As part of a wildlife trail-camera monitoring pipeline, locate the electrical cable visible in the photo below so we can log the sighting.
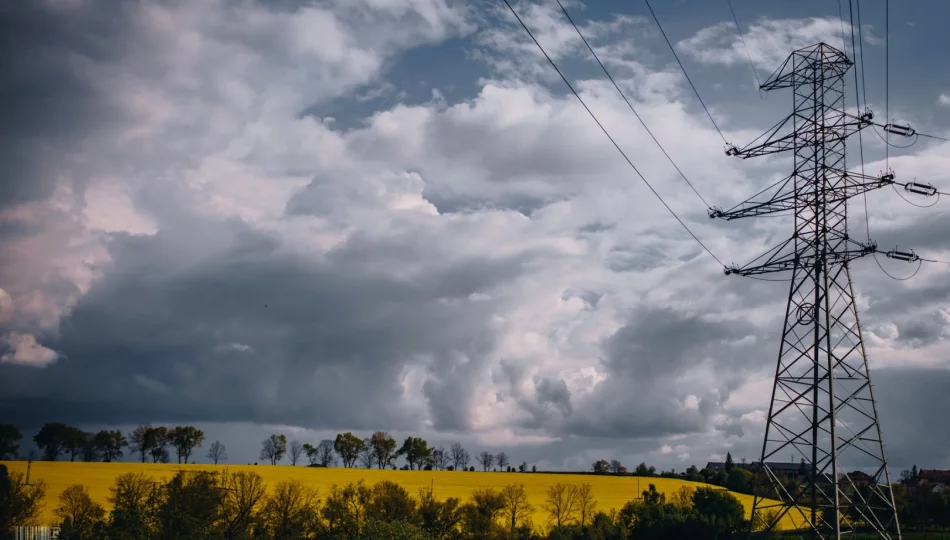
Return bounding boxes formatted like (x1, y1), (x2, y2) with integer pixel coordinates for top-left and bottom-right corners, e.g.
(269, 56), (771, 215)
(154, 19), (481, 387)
(555, 0), (712, 209)
(849, 0), (871, 242)
(502, 0), (726, 268)
(917, 132), (950, 143)
(871, 125), (918, 148)
(885, 0), (889, 169)
(837, 0), (850, 56)
(856, 0), (867, 110)
(872, 252), (922, 281)
(723, 0), (765, 99)
(641, 0), (729, 144)
(890, 184), (939, 208)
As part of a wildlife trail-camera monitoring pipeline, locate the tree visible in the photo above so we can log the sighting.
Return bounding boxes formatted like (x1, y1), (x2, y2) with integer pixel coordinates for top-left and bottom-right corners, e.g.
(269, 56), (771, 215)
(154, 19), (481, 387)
(219, 470), (267, 540)
(592, 459), (610, 474)
(129, 425), (152, 463)
(369, 432), (397, 470)
(168, 426), (205, 464)
(0, 424), (22, 460)
(496, 452), (510, 471)
(609, 459), (626, 474)
(145, 427), (169, 463)
(157, 470), (220, 539)
(93, 430), (127, 463)
(500, 483), (532, 534)
(519, 461), (527, 473)
(54, 484), (106, 539)
(359, 439), (375, 469)
(34, 422), (72, 461)
(0, 465), (49, 536)
(635, 462), (656, 476)
(334, 432), (365, 468)
(80, 433), (98, 463)
(544, 482), (577, 528)
(462, 487), (505, 537)
(289, 440), (303, 466)
(431, 446), (449, 471)
(397, 437), (431, 471)
(260, 434), (288, 465)
(450, 443), (469, 471)
(106, 472), (159, 539)
(574, 482), (597, 527)
(261, 479), (320, 537)
(725, 452), (735, 472)
(207, 440), (227, 465)
(62, 427), (88, 462)
(692, 486), (745, 537)
(316, 439), (336, 467)
(302, 443), (318, 466)
(476, 451), (495, 472)
(418, 487), (463, 539)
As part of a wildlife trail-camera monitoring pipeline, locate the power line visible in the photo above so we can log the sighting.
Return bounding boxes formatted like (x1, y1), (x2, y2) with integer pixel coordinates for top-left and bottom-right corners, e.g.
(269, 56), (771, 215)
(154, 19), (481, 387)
(554, 0), (712, 209)
(501, 0), (725, 267)
(885, 0), (890, 168)
(641, 0), (729, 144)
(917, 131), (950, 143)
(873, 252), (922, 281)
(848, 0), (871, 242)
(723, 0), (763, 93)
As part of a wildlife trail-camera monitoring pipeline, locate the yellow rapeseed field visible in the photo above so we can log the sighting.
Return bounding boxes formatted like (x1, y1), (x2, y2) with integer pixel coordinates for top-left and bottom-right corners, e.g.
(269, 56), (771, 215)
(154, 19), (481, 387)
(2, 461), (795, 530)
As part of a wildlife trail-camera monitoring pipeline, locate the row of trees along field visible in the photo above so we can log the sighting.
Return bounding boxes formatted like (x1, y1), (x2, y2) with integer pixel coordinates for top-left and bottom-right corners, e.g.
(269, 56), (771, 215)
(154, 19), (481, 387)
(0, 463), (753, 540)
(0, 423), (536, 473)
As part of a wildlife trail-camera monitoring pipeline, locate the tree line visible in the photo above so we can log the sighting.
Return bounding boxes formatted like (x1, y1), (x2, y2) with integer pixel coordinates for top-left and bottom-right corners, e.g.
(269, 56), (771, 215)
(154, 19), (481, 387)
(0, 424), (537, 474)
(0, 423), (210, 465)
(0, 462), (751, 540)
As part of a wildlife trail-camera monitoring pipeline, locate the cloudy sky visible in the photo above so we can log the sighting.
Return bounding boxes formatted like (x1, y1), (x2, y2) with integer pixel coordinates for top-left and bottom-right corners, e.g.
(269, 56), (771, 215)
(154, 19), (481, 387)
(2, 0), (949, 473)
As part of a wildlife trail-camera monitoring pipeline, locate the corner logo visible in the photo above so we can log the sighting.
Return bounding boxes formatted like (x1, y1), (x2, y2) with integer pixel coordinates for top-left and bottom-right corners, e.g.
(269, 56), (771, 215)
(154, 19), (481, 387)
(15, 527), (61, 540)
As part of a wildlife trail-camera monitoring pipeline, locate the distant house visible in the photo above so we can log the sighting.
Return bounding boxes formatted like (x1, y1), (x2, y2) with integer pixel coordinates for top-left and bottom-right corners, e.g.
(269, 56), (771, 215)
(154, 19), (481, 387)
(920, 469), (950, 492)
(845, 470), (872, 485)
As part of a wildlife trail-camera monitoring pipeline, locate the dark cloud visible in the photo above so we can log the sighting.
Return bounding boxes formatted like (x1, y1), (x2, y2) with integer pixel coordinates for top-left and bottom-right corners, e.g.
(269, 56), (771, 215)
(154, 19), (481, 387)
(562, 305), (762, 440)
(0, 217), (526, 430)
(0, 0), (131, 209)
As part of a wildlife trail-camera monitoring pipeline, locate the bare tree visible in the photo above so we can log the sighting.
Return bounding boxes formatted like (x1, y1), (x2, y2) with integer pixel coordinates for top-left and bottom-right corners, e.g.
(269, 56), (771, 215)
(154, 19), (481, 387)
(574, 483), (597, 527)
(288, 440), (303, 466)
(207, 440), (227, 465)
(543, 483), (577, 528)
(261, 479), (320, 535)
(219, 470), (267, 539)
(501, 483), (533, 534)
(450, 442), (468, 470)
(476, 451), (495, 472)
(431, 446), (449, 470)
(496, 452), (510, 471)
(316, 439), (336, 467)
(609, 459), (626, 473)
(358, 438), (375, 469)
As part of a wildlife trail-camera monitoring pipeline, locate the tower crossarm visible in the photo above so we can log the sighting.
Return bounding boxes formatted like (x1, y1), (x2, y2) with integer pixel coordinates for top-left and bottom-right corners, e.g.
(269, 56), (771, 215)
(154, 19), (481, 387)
(725, 112), (873, 159)
(724, 238), (877, 276)
(710, 170), (895, 220)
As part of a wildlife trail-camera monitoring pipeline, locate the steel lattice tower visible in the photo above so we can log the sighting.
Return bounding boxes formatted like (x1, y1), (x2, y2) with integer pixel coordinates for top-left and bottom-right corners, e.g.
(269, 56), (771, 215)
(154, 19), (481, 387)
(710, 43), (901, 538)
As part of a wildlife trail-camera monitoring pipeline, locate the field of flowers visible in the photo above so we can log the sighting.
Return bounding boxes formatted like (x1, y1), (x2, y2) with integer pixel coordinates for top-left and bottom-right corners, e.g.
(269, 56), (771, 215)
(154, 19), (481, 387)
(3, 461), (789, 528)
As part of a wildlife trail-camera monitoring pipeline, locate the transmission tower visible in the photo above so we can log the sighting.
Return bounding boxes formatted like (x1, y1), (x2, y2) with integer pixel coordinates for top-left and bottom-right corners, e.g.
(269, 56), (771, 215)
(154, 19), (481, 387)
(709, 43), (904, 538)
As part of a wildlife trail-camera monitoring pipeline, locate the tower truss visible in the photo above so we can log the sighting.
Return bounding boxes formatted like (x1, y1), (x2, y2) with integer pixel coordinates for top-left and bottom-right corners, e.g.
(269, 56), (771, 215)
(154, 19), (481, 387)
(711, 43), (901, 539)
